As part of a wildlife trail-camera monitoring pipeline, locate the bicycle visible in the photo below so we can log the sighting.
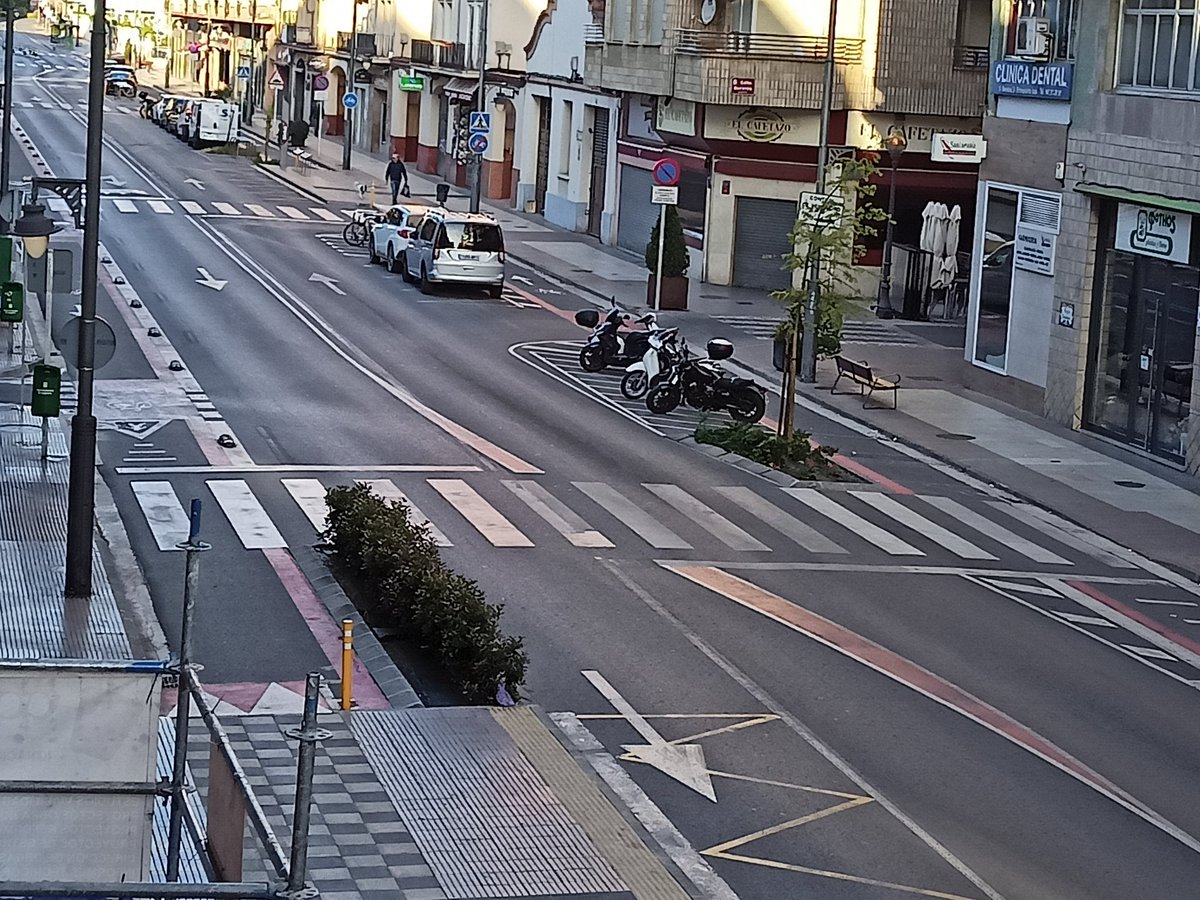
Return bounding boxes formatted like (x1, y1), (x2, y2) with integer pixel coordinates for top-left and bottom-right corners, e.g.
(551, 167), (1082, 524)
(342, 208), (382, 247)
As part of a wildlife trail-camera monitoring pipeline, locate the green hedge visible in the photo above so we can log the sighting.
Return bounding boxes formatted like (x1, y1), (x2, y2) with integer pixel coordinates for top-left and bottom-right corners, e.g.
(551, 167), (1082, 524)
(323, 483), (528, 703)
(695, 421), (846, 481)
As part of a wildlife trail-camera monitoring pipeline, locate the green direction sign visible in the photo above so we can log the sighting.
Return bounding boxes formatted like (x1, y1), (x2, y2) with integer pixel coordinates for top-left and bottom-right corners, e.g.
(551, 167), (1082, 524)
(399, 75), (425, 92)
(0, 281), (23, 323)
(31, 363), (61, 418)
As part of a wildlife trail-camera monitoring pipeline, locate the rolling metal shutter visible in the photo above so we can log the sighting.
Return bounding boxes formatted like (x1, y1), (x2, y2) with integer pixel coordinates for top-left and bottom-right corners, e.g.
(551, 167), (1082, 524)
(733, 197), (798, 290)
(617, 165), (657, 254)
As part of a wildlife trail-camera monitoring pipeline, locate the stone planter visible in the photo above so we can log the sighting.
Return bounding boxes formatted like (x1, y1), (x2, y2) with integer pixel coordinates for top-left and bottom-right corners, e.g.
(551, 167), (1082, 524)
(646, 274), (688, 311)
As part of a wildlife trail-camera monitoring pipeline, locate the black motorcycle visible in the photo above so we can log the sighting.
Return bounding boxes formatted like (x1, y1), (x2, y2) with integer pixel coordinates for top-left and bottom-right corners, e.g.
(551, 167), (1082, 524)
(644, 338), (767, 423)
(574, 303), (659, 372)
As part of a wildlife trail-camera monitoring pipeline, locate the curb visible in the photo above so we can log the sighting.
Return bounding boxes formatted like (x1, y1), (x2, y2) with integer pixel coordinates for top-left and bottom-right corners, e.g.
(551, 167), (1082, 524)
(292, 544), (423, 709)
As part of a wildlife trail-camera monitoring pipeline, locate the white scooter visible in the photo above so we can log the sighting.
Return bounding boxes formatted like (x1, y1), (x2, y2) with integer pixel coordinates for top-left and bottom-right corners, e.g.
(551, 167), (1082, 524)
(621, 326), (679, 400)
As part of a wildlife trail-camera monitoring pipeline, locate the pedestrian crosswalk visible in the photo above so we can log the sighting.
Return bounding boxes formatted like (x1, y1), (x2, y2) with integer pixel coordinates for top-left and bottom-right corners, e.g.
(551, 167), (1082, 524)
(712, 315), (926, 347)
(124, 474), (1136, 571)
(104, 197), (363, 222)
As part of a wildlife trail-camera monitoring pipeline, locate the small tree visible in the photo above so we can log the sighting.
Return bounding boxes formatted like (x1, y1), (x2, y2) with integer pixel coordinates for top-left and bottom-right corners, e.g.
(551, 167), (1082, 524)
(645, 205), (690, 277)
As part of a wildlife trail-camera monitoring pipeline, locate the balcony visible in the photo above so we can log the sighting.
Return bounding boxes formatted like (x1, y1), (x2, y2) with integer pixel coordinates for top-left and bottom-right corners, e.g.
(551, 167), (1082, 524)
(675, 29), (865, 64)
(954, 45), (990, 70)
(168, 0), (277, 24)
(439, 41), (466, 69)
(412, 39), (434, 65)
(336, 31), (377, 57)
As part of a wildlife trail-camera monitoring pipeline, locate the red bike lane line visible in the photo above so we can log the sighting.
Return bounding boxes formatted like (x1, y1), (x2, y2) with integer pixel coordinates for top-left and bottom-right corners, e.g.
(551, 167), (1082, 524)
(1063, 580), (1200, 664)
(665, 562), (1200, 855)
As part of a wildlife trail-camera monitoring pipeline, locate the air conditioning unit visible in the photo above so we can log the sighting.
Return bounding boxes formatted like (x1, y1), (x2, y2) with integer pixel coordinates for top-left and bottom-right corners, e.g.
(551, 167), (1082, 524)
(1014, 16), (1051, 58)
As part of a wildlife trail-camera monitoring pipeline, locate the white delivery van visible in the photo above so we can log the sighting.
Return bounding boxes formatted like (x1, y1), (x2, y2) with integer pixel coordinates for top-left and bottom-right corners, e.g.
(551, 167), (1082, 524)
(186, 100), (240, 149)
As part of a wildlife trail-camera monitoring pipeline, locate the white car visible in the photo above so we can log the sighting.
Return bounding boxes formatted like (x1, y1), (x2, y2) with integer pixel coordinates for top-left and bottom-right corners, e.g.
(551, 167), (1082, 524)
(369, 203), (429, 278)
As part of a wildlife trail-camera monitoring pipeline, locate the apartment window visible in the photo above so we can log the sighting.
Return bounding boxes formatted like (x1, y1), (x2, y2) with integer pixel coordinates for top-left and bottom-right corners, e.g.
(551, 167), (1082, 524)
(1118, 0), (1200, 91)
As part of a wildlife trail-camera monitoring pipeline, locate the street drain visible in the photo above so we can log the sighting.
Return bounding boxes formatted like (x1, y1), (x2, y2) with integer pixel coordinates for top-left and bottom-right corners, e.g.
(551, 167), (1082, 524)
(1114, 479), (1146, 488)
(935, 432), (976, 441)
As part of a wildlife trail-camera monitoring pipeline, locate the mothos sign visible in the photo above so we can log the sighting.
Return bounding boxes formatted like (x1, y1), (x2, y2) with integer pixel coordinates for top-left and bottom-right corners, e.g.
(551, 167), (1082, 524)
(1116, 203), (1193, 264)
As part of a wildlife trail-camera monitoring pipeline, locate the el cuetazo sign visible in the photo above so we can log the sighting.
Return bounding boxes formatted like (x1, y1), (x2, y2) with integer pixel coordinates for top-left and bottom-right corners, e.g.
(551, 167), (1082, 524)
(1116, 202), (1192, 264)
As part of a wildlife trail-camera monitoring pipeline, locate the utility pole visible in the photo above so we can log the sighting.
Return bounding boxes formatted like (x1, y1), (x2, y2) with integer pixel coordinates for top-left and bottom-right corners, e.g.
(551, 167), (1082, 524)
(469, 0), (489, 213)
(1, 5), (15, 222)
(342, 0), (358, 171)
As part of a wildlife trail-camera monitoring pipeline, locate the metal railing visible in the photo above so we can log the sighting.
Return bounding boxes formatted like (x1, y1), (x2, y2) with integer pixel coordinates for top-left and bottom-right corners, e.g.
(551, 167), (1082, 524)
(169, 0), (277, 22)
(440, 41), (466, 69)
(674, 29), (865, 63)
(411, 38), (434, 65)
(954, 45), (990, 69)
(584, 22), (603, 45)
(337, 31), (377, 56)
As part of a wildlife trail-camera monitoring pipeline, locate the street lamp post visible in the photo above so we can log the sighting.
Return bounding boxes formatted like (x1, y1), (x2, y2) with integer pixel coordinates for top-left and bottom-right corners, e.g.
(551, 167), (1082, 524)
(875, 127), (908, 320)
(342, 0), (360, 171)
(469, 0), (489, 214)
(14, 201), (62, 461)
(1, 4), (15, 220)
(64, 0), (108, 599)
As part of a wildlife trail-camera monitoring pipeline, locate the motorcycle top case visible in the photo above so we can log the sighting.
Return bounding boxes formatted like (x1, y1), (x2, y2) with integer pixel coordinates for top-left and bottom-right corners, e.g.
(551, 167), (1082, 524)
(707, 338), (735, 361)
(574, 309), (600, 329)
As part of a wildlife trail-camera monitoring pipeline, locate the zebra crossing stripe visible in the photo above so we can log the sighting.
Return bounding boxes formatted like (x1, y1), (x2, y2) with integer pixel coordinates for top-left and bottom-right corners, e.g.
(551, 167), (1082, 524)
(919, 495), (1071, 565)
(782, 488), (924, 556)
(181, 200), (205, 215)
(715, 486), (847, 554)
(645, 483), (770, 551)
(358, 479), (452, 547)
(503, 480), (613, 549)
(851, 492), (996, 561)
(987, 501), (1138, 569)
(281, 478), (329, 533)
(574, 482), (692, 550)
(245, 204), (274, 217)
(112, 199), (137, 213)
(214, 202), (240, 215)
(208, 479), (287, 549)
(278, 206), (309, 220)
(428, 479), (533, 547)
(148, 200), (173, 214)
(130, 481), (190, 551)
(310, 208), (341, 221)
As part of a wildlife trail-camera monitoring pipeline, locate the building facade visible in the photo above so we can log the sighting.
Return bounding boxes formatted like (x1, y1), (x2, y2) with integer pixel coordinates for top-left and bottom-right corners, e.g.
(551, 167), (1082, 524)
(584, 0), (988, 289)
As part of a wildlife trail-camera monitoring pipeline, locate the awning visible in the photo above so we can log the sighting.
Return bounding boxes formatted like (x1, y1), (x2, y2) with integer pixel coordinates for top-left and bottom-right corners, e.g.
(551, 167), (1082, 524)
(1075, 182), (1200, 215)
(439, 77), (477, 101)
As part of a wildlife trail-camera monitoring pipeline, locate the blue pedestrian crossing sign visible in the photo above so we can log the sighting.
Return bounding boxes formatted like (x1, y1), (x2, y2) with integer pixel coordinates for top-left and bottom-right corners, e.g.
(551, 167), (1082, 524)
(236, 65), (250, 80)
(468, 131), (489, 154)
(342, 92), (358, 110)
(468, 111), (491, 133)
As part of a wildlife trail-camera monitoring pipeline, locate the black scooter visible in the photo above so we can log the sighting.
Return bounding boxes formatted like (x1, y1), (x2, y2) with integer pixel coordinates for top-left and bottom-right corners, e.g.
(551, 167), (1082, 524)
(645, 338), (767, 423)
(574, 302), (659, 373)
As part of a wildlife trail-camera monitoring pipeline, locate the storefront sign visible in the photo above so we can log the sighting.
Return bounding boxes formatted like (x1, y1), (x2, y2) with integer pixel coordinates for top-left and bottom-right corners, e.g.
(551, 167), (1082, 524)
(731, 78), (755, 95)
(1116, 202), (1192, 264)
(399, 74), (424, 92)
(704, 106), (820, 146)
(846, 112), (980, 154)
(991, 60), (1074, 101)
(1014, 225), (1055, 275)
(930, 133), (987, 163)
(655, 98), (696, 136)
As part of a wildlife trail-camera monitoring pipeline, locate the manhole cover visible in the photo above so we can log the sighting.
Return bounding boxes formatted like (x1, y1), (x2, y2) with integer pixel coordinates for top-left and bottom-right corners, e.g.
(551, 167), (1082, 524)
(907, 375), (944, 382)
(1114, 479), (1146, 488)
(935, 432), (976, 441)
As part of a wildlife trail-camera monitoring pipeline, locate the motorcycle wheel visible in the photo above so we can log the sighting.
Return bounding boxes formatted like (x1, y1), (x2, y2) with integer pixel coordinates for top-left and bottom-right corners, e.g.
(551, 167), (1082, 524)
(620, 370), (648, 400)
(646, 383), (682, 414)
(729, 387), (767, 424)
(579, 346), (607, 372)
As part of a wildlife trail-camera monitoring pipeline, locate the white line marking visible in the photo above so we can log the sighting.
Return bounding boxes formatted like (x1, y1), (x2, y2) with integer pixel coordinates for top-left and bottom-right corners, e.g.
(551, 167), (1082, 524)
(147, 199), (173, 214)
(359, 479), (452, 546)
(207, 479), (287, 550)
(213, 202), (240, 215)
(853, 492), (996, 560)
(715, 486), (846, 554)
(1055, 611), (1117, 628)
(245, 203), (275, 217)
(115, 464), (481, 475)
(574, 482), (692, 550)
(976, 578), (1061, 596)
(1136, 598), (1198, 607)
(988, 502), (1138, 568)
(428, 479), (533, 548)
(130, 481), (189, 551)
(112, 198), (137, 213)
(278, 205), (309, 220)
(919, 495), (1070, 565)
(503, 481), (613, 548)
(1121, 644), (1179, 661)
(310, 207), (341, 221)
(783, 489), (924, 556)
(645, 484), (769, 552)
(281, 478), (329, 533)
(180, 200), (205, 215)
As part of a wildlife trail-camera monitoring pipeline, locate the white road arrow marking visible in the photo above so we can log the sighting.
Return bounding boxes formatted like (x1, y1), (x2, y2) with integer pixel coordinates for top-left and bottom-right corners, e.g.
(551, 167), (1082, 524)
(510, 274), (534, 285)
(309, 272), (346, 295)
(195, 267), (227, 291)
(582, 670), (717, 801)
(184, 177), (206, 190)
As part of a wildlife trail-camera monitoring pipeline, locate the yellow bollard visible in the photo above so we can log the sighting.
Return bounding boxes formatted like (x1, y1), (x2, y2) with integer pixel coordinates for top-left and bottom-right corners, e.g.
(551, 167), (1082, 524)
(369, 183), (376, 209)
(340, 619), (354, 710)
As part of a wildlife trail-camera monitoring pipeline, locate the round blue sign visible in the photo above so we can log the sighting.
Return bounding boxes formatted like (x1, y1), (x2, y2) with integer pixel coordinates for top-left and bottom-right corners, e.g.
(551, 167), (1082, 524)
(652, 158), (681, 187)
(342, 92), (358, 110)
(468, 132), (489, 154)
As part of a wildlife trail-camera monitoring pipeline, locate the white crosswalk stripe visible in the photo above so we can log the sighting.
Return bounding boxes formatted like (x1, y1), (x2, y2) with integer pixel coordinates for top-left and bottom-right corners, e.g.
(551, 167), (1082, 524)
(278, 206), (309, 220)
(245, 204), (274, 217)
(919, 495), (1071, 565)
(574, 482), (692, 550)
(112, 199), (137, 213)
(130, 481), (190, 551)
(715, 486), (847, 554)
(503, 480), (613, 549)
(213, 202), (240, 215)
(181, 200), (206, 215)
(782, 488), (924, 556)
(851, 491), (996, 560)
(147, 200), (173, 214)
(281, 478), (329, 532)
(644, 483), (769, 551)
(428, 479), (533, 548)
(208, 479), (287, 549)
(358, 479), (452, 546)
(310, 207), (342, 221)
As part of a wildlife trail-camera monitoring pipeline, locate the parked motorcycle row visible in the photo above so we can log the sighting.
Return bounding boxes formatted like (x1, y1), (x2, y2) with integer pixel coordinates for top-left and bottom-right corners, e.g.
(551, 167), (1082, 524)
(574, 303), (768, 423)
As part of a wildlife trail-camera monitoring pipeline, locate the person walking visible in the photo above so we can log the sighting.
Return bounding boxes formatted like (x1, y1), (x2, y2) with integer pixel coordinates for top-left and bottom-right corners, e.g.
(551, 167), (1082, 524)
(385, 153), (409, 204)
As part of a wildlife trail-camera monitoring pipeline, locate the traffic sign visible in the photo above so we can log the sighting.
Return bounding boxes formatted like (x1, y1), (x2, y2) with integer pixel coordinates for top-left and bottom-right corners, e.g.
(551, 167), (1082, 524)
(342, 92), (358, 110)
(651, 185), (678, 205)
(268, 71), (284, 90)
(235, 65), (250, 80)
(469, 111), (491, 133)
(312, 73), (329, 91)
(652, 157), (681, 187)
(468, 131), (489, 154)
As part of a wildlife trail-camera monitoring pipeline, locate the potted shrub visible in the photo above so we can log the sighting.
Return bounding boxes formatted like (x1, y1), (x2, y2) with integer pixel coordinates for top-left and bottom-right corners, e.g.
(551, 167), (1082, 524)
(644, 205), (689, 310)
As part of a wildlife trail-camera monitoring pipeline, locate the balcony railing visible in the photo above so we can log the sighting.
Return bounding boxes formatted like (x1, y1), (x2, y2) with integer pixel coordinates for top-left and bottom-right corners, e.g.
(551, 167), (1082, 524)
(169, 0), (277, 22)
(336, 31), (377, 57)
(407, 39), (468, 70)
(411, 39), (434, 65)
(440, 41), (466, 69)
(584, 22), (603, 45)
(954, 45), (990, 69)
(675, 29), (865, 64)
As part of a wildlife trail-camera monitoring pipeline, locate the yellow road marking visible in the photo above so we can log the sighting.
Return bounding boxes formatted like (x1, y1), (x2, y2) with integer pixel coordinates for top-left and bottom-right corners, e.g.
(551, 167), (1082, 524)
(706, 769), (868, 800)
(702, 798), (872, 856)
(706, 851), (977, 900)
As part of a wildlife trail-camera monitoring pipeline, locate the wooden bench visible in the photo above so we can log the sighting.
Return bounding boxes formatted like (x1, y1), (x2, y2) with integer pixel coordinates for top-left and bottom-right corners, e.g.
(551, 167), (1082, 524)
(831, 355), (901, 408)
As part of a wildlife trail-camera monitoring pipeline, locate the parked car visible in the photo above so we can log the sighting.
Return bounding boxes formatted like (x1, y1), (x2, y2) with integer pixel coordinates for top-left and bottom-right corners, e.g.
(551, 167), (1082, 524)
(370, 203), (430, 277)
(404, 209), (505, 297)
(159, 96), (188, 131)
(181, 98), (239, 148)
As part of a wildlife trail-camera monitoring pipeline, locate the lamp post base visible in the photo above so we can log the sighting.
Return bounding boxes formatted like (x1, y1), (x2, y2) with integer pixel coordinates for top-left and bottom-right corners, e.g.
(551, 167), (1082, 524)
(64, 412), (97, 598)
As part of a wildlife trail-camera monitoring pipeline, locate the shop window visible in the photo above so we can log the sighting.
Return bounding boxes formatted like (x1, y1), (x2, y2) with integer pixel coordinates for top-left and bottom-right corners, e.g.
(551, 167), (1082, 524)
(974, 187), (1018, 371)
(1118, 0), (1200, 91)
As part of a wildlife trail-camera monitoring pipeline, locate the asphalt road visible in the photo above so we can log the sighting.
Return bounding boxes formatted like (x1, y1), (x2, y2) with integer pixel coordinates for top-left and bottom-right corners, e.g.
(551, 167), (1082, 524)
(10, 26), (1200, 900)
